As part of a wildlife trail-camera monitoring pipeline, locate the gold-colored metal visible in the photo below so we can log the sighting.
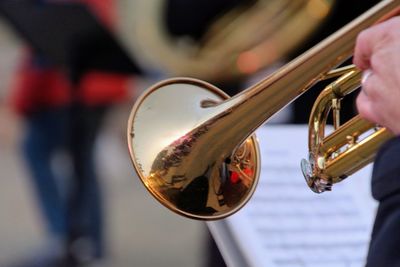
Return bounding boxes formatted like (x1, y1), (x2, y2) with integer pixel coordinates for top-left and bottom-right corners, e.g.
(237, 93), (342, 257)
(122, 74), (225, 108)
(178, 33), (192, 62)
(127, 0), (400, 220)
(127, 78), (261, 220)
(302, 65), (394, 192)
(127, 0), (335, 82)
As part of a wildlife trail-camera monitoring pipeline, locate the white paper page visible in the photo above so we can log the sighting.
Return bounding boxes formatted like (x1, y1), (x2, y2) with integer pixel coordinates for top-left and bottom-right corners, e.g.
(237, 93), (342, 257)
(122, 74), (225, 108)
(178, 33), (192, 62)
(209, 125), (377, 267)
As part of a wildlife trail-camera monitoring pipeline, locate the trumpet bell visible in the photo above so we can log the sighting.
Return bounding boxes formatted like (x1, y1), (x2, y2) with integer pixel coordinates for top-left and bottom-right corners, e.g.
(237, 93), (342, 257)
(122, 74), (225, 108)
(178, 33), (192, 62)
(127, 78), (260, 220)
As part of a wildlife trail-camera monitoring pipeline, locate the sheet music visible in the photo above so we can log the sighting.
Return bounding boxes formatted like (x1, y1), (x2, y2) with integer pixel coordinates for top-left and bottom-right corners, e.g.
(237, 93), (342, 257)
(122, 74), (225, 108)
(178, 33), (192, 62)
(208, 125), (377, 267)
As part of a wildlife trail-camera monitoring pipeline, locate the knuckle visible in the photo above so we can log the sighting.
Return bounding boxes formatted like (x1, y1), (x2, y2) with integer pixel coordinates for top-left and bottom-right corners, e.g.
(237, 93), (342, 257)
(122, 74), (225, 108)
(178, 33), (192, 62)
(387, 16), (400, 29)
(369, 53), (384, 70)
(356, 30), (369, 45)
(383, 29), (397, 43)
(380, 19), (400, 43)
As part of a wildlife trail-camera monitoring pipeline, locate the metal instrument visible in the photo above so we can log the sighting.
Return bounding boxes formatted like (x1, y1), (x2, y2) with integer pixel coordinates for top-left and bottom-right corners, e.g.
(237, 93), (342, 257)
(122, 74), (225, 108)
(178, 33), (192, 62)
(127, 0), (399, 220)
(126, 0), (335, 82)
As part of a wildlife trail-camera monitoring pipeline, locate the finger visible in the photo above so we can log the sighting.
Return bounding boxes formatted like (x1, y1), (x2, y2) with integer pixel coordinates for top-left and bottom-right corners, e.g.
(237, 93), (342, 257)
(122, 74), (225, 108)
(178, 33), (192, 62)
(356, 90), (377, 124)
(361, 69), (373, 96)
(361, 69), (383, 101)
(357, 72), (382, 124)
(353, 21), (390, 70)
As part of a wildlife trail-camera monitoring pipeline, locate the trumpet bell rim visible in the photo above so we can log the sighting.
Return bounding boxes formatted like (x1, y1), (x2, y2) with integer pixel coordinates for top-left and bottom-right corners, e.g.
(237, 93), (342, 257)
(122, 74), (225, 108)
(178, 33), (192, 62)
(127, 77), (261, 220)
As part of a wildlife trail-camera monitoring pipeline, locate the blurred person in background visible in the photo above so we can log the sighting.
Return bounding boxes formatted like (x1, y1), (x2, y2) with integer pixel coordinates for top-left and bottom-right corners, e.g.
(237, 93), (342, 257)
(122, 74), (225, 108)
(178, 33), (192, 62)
(10, 51), (72, 267)
(7, 0), (133, 266)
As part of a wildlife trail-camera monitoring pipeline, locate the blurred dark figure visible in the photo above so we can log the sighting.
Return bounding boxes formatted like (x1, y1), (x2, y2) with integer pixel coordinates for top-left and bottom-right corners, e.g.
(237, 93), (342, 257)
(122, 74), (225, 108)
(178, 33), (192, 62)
(9, 53), (66, 267)
(7, 0), (133, 266)
(10, 51), (73, 267)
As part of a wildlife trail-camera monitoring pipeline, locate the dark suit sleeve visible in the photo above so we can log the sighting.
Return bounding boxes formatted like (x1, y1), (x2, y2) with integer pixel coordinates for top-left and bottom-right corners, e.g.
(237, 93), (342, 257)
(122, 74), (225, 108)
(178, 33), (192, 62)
(366, 136), (400, 267)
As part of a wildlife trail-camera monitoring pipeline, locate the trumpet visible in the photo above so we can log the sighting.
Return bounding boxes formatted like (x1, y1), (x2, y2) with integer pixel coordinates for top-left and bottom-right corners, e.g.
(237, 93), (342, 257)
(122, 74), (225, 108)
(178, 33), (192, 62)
(127, 0), (399, 220)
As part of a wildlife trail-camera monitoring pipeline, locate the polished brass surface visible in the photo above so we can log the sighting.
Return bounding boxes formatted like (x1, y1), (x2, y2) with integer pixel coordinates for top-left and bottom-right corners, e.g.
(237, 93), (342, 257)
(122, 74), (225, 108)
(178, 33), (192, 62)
(129, 0), (335, 82)
(304, 66), (394, 192)
(127, 0), (400, 220)
(127, 78), (260, 220)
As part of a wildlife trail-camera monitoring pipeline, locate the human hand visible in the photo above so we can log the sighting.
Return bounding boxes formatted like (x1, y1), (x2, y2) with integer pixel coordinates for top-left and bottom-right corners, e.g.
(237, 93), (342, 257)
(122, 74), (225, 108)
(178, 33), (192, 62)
(354, 16), (400, 135)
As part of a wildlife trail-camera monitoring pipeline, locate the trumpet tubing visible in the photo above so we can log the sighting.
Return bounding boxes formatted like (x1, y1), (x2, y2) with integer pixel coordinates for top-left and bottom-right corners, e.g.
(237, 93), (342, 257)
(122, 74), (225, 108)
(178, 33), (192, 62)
(127, 0), (400, 220)
(302, 66), (394, 193)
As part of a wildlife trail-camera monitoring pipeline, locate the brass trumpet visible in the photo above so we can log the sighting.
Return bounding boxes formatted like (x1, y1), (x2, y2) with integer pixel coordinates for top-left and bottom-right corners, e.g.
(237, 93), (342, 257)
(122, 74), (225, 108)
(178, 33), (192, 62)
(127, 0), (399, 220)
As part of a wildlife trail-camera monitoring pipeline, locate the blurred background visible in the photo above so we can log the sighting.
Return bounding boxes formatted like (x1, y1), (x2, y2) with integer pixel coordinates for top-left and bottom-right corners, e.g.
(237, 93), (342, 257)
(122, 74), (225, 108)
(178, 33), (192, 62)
(0, 22), (208, 267)
(0, 0), (380, 267)
(0, 1), (208, 267)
